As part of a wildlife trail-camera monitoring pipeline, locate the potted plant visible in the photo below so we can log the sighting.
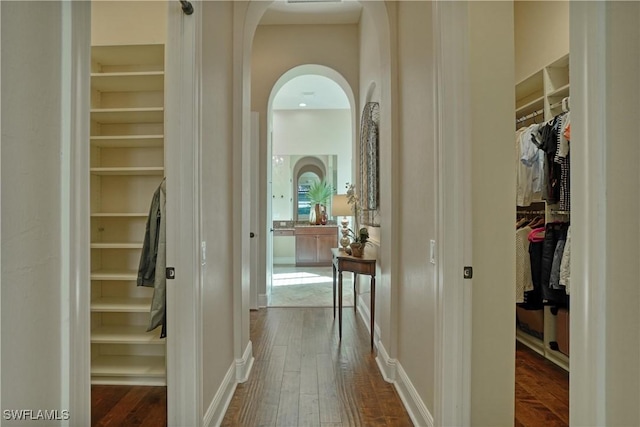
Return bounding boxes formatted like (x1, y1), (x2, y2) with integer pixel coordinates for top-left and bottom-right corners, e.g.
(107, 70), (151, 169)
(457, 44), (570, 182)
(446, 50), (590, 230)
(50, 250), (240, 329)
(306, 179), (334, 225)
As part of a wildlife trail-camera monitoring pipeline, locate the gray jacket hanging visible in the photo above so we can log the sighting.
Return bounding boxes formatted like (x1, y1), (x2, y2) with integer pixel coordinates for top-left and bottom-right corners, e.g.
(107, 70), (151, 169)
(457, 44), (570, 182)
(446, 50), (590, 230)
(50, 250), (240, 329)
(137, 178), (167, 337)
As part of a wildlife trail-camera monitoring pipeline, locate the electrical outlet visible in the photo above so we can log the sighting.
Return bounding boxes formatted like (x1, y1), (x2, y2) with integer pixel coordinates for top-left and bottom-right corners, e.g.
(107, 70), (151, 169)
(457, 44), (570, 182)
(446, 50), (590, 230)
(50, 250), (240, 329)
(430, 240), (436, 264)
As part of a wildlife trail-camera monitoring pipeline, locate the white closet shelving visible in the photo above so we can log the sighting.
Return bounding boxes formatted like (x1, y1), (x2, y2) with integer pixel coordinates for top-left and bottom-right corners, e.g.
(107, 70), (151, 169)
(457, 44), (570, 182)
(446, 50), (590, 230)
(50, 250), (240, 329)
(515, 54), (570, 372)
(90, 43), (166, 385)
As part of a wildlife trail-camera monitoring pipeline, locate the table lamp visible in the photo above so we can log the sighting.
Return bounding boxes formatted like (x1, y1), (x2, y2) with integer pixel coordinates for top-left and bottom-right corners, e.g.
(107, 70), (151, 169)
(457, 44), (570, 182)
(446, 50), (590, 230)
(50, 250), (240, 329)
(331, 194), (352, 251)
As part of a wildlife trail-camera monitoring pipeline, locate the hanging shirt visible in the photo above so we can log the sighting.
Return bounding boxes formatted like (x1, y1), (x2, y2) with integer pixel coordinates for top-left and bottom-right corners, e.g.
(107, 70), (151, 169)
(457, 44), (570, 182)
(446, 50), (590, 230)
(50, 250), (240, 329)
(559, 226), (571, 294)
(516, 226), (535, 303)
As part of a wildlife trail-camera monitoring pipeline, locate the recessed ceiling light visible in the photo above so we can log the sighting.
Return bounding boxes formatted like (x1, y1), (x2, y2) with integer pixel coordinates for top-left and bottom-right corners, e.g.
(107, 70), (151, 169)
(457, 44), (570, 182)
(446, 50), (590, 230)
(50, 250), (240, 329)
(299, 103), (307, 107)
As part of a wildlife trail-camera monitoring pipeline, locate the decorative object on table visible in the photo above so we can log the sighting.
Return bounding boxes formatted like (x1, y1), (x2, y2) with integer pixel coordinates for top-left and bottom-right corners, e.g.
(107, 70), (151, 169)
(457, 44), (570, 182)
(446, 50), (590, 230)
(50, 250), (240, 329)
(320, 207), (328, 225)
(345, 183), (370, 257)
(331, 194), (352, 251)
(360, 101), (380, 227)
(306, 179), (334, 225)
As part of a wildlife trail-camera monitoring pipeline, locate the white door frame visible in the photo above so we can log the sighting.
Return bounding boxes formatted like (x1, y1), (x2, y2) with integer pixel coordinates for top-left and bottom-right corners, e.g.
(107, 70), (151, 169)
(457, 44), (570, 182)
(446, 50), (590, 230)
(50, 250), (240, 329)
(432, 1), (472, 425)
(165, 2), (202, 425)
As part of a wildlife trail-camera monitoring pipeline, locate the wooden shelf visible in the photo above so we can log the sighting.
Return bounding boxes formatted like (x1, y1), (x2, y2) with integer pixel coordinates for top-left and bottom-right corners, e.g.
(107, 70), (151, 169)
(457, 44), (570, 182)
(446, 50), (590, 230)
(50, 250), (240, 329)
(548, 83), (570, 98)
(91, 72), (164, 92)
(91, 269), (137, 281)
(90, 107), (164, 124)
(91, 297), (151, 313)
(90, 243), (143, 249)
(90, 167), (164, 176)
(91, 355), (166, 378)
(91, 213), (147, 218)
(92, 44), (164, 69)
(516, 96), (544, 118)
(91, 326), (163, 344)
(90, 135), (163, 148)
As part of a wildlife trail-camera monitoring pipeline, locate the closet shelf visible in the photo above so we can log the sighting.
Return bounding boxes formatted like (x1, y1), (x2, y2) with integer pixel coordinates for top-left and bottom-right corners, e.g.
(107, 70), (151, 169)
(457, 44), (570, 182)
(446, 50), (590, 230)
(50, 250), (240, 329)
(91, 355), (166, 378)
(90, 243), (143, 249)
(91, 269), (138, 281)
(90, 135), (164, 148)
(92, 44), (164, 70)
(91, 213), (148, 218)
(516, 96), (544, 118)
(90, 107), (164, 124)
(548, 84), (570, 99)
(91, 72), (164, 92)
(90, 167), (164, 176)
(91, 297), (151, 313)
(91, 326), (163, 344)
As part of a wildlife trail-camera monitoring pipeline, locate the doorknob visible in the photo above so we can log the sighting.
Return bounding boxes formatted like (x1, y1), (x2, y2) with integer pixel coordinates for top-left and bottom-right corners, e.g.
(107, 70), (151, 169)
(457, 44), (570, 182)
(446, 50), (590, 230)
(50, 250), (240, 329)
(250, 232), (255, 238)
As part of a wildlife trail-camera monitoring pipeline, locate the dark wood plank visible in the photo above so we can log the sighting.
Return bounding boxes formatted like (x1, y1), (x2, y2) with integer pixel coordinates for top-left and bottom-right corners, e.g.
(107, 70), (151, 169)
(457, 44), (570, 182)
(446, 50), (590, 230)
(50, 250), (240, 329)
(515, 341), (569, 427)
(221, 307), (413, 426)
(91, 385), (165, 427)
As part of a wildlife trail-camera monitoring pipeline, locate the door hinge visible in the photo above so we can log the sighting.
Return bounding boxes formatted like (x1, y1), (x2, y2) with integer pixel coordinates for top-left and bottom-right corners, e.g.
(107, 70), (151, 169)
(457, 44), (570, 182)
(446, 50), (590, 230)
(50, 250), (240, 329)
(166, 267), (176, 279)
(463, 266), (473, 279)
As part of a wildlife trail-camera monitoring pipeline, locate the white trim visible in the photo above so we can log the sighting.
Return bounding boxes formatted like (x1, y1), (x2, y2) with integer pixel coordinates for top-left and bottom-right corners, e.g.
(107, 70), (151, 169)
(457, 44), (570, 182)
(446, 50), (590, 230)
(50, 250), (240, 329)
(60, 2), (91, 425)
(375, 341), (397, 383)
(432, 2), (471, 426)
(258, 293), (268, 308)
(569, 3), (609, 425)
(395, 362), (435, 427)
(355, 293), (380, 349)
(165, 3), (202, 425)
(203, 362), (238, 427)
(235, 340), (255, 383)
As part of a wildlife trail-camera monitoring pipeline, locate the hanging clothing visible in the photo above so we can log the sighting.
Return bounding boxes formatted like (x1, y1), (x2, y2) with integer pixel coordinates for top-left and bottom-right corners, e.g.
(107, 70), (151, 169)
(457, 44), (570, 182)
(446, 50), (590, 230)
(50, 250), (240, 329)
(516, 226), (535, 303)
(137, 178), (167, 338)
(539, 222), (569, 306)
(556, 113), (571, 211)
(559, 226), (571, 294)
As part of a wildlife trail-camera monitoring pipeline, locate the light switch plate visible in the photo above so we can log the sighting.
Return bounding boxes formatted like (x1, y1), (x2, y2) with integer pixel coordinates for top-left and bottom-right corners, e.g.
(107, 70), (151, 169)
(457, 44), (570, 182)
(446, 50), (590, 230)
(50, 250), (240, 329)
(430, 240), (436, 264)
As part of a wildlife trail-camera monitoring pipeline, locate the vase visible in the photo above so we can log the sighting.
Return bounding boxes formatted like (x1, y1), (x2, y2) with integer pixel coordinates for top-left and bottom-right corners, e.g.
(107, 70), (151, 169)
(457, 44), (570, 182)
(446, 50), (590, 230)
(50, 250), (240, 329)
(314, 204), (322, 225)
(350, 242), (364, 257)
(309, 205), (317, 225)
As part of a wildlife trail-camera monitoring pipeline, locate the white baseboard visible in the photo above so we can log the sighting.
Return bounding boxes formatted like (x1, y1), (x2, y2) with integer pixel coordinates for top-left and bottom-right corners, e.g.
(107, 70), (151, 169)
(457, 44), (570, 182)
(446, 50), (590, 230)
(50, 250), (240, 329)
(236, 340), (254, 382)
(394, 360), (435, 427)
(375, 341), (397, 382)
(258, 293), (268, 308)
(203, 362), (237, 427)
(356, 293), (381, 348)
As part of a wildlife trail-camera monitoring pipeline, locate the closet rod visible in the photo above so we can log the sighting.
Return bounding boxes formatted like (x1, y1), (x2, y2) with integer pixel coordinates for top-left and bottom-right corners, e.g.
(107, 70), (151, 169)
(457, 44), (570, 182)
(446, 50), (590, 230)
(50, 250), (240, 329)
(550, 97), (570, 112)
(179, 0), (193, 15)
(516, 108), (544, 124)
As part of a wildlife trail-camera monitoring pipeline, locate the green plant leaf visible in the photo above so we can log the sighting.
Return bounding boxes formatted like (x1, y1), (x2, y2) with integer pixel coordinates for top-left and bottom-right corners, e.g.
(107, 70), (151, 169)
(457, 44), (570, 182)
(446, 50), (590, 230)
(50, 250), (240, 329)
(306, 179), (334, 206)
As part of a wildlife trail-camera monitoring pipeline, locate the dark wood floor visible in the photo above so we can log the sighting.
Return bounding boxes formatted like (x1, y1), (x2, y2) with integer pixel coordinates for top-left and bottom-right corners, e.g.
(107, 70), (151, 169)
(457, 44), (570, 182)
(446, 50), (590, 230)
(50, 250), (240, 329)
(91, 310), (569, 427)
(222, 307), (413, 426)
(91, 384), (166, 427)
(514, 341), (569, 427)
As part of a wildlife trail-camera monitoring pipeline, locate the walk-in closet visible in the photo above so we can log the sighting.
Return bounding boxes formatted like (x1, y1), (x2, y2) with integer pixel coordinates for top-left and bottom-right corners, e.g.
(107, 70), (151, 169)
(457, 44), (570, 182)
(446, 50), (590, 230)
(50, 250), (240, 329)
(515, 38), (571, 424)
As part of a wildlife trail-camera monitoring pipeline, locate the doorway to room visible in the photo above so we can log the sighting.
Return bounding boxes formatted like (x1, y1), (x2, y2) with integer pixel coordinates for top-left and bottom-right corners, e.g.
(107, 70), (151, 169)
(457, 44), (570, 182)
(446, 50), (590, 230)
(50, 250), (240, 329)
(266, 71), (354, 307)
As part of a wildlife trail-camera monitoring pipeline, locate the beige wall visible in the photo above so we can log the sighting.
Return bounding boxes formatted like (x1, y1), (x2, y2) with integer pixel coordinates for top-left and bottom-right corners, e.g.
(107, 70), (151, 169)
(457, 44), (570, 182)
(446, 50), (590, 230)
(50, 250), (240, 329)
(201, 1), (236, 407)
(514, 0), (569, 83)
(469, 2), (516, 424)
(395, 0), (437, 412)
(92, 0), (166, 45)
(252, 23), (360, 300)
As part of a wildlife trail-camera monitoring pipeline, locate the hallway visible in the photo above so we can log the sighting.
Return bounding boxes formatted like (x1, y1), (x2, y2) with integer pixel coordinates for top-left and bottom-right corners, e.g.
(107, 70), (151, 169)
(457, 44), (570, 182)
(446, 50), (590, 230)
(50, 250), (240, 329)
(221, 307), (412, 426)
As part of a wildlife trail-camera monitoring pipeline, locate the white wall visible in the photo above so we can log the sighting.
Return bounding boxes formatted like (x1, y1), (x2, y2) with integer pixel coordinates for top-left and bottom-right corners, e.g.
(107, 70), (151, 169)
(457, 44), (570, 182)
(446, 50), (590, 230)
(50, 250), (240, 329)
(514, 0), (569, 83)
(273, 108), (351, 202)
(91, 0), (166, 46)
(469, 2), (516, 424)
(1, 2), (71, 423)
(395, 0), (437, 413)
(201, 0), (236, 410)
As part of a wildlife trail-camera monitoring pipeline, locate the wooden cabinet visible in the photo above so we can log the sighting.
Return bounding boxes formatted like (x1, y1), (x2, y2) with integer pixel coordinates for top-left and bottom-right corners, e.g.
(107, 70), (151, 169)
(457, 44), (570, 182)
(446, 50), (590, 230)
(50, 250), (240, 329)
(90, 44), (166, 385)
(295, 226), (338, 267)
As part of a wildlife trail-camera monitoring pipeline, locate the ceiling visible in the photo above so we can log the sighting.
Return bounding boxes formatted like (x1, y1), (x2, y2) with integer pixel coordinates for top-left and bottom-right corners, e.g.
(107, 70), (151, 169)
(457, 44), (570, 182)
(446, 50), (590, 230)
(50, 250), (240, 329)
(263, 0), (362, 110)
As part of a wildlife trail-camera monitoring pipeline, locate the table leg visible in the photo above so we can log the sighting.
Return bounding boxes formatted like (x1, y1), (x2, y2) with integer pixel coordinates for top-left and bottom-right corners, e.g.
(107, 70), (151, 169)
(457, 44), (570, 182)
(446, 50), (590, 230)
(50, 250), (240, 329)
(338, 270), (343, 341)
(353, 273), (358, 312)
(370, 275), (376, 350)
(332, 263), (337, 318)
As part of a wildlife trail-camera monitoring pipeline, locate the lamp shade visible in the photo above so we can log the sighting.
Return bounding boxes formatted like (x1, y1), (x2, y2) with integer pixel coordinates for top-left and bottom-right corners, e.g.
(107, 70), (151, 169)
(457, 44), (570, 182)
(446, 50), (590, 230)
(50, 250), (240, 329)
(331, 194), (352, 217)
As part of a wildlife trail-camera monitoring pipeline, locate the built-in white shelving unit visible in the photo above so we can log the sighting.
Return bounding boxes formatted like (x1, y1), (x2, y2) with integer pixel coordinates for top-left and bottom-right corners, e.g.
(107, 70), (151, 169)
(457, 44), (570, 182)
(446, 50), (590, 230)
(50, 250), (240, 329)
(90, 43), (166, 386)
(515, 54), (570, 372)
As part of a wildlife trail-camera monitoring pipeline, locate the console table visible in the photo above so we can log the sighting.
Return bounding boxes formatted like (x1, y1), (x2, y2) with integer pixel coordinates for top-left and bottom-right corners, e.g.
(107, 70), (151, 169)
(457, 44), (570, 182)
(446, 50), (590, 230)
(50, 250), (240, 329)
(331, 248), (377, 350)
